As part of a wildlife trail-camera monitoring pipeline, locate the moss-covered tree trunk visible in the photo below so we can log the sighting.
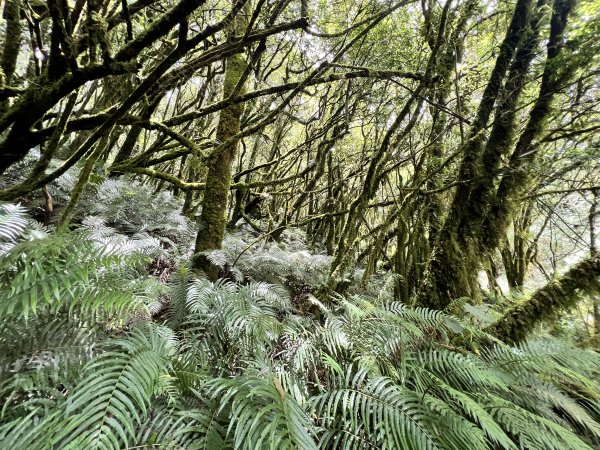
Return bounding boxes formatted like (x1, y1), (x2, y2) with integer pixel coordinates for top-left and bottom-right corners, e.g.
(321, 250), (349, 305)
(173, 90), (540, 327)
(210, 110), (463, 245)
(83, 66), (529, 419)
(424, 0), (475, 249)
(1, 0), (22, 85)
(418, 0), (534, 308)
(488, 255), (600, 345)
(58, 129), (115, 227)
(590, 189), (599, 334)
(192, 3), (250, 279)
(482, 0), (576, 255)
(0, 0), (22, 116)
(417, 0), (577, 310)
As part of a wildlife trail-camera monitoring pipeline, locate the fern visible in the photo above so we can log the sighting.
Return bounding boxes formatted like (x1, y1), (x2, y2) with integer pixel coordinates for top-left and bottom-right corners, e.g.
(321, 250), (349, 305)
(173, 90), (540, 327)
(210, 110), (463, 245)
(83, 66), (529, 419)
(0, 325), (176, 450)
(313, 368), (451, 450)
(210, 374), (318, 450)
(57, 325), (175, 449)
(0, 233), (146, 320)
(1, 202), (600, 449)
(0, 203), (28, 243)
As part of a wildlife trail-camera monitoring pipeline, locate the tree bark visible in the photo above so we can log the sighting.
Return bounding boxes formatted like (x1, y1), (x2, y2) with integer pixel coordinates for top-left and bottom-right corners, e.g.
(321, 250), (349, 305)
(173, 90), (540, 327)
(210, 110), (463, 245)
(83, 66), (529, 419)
(483, 0), (576, 254)
(590, 189), (599, 334)
(418, 0), (534, 309)
(418, 0), (577, 310)
(488, 255), (600, 345)
(192, 1), (250, 279)
(0, 0), (22, 95)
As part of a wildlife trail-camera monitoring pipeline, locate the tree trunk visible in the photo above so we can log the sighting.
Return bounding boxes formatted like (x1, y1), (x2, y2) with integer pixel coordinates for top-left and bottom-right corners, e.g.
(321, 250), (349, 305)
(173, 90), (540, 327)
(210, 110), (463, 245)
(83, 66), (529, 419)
(192, 2), (250, 279)
(1, 0), (22, 83)
(0, 0), (23, 116)
(488, 256), (600, 345)
(590, 189), (599, 334)
(418, 0), (577, 310)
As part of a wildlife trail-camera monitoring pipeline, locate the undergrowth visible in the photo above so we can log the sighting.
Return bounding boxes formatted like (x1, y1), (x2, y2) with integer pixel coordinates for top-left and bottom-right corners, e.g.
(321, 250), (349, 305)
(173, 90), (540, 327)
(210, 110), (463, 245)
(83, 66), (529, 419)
(0, 180), (599, 450)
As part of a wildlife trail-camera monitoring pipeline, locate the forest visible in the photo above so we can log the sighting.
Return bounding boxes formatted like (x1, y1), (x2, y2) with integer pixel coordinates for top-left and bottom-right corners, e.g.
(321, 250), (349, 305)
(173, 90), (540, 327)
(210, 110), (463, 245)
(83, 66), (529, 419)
(0, 0), (599, 447)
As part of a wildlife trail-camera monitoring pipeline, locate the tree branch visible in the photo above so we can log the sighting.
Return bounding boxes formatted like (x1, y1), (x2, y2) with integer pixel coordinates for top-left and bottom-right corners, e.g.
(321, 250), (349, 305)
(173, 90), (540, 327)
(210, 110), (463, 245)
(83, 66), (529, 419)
(488, 255), (600, 344)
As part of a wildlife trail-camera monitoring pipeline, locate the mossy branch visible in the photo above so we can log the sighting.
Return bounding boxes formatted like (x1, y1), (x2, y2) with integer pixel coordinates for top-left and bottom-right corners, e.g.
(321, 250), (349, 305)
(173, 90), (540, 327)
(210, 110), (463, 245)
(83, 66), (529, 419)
(165, 69), (428, 127)
(488, 256), (600, 344)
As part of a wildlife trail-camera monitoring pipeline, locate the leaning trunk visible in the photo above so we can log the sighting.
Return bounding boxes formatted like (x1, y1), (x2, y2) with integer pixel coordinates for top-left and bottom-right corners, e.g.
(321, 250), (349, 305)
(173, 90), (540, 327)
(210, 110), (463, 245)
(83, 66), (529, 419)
(488, 256), (600, 345)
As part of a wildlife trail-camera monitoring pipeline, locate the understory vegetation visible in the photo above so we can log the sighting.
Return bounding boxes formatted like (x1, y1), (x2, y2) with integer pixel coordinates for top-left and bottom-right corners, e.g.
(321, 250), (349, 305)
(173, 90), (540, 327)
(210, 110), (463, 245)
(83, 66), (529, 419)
(0, 184), (599, 449)
(1, 0), (599, 447)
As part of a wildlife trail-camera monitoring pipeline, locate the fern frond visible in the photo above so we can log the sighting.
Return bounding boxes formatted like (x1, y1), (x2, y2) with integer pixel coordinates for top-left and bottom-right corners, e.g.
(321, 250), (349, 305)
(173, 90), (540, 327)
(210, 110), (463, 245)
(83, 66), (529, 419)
(313, 368), (444, 450)
(210, 374), (318, 450)
(486, 394), (595, 450)
(0, 231), (148, 321)
(427, 376), (518, 450)
(133, 401), (222, 449)
(166, 265), (194, 330)
(47, 325), (176, 450)
(0, 204), (28, 243)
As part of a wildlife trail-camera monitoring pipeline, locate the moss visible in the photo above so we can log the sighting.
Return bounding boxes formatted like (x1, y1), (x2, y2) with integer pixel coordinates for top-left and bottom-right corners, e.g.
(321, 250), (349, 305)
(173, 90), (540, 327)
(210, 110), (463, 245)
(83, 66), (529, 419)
(192, 6), (250, 279)
(0, 0), (22, 116)
(417, 0), (536, 309)
(488, 256), (600, 345)
(58, 131), (113, 227)
(1, 0), (22, 85)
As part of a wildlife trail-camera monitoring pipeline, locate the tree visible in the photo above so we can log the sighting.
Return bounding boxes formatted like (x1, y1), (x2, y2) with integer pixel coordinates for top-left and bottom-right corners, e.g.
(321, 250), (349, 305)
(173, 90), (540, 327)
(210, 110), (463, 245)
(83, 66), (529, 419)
(0, 0), (598, 371)
(192, 0), (253, 279)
